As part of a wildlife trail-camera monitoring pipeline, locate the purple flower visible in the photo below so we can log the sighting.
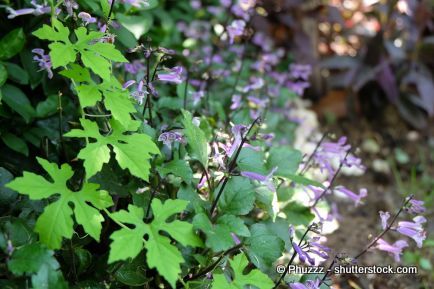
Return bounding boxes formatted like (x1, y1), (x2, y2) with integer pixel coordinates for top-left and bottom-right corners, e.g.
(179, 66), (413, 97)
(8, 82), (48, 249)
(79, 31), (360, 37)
(289, 278), (321, 289)
(406, 198), (425, 214)
(118, 0), (150, 7)
(230, 233), (241, 245)
(131, 80), (147, 104)
(286, 81), (310, 96)
(6, 1), (51, 18)
(292, 242), (315, 265)
(230, 94), (242, 110)
(375, 238), (408, 262)
(124, 60), (145, 74)
(289, 64), (312, 81)
(157, 66), (183, 84)
(64, 0), (78, 16)
(379, 211), (390, 230)
(242, 77), (264, 92)
(158, 131), (185, 146)
(241, 167), (277, 192)
(192, 91), (205, 106)
(227, 20), (245, 44)
(334, 186), (367, 206)
(32, 48), (53, 79)
(78, 12), (97, 26)
(226, 124), (247, 157)
(396, 216), (426, 248)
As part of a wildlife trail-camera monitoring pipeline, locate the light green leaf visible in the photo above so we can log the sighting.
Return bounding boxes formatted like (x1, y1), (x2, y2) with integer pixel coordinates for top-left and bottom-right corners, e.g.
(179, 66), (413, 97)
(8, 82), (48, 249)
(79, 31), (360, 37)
(81, 50), (112, 80)
(181, 110), (209, 167)
(6, 158), (113, 249)
(76, 84), (102, 107)
(109, 199), (202, 288)
(211, 254), (274, 289)
(65, 118), (159, 180)
(33, 19), (71, 43)
(48, 42), (76, 68)
(117, 13), (153, 40)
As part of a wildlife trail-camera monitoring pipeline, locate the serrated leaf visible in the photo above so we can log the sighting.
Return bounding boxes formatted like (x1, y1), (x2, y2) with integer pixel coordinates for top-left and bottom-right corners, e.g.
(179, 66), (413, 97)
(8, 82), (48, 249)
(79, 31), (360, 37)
(65, 118), (159, 180)
(108, 199), (202, 288)
(6, 158), (113, 249)
(245, 223), (284, 270)
(218, 176), (255, 215)
(48, 42), (76, 68)
(267, 146), (302, 178)
(211, 253), (274, 289)
(181, 110), (209, 167)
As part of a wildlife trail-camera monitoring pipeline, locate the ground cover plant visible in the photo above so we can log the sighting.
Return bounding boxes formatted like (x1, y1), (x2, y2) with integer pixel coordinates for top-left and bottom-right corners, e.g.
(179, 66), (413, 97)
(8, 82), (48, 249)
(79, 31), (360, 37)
(0, 1), (430, 289)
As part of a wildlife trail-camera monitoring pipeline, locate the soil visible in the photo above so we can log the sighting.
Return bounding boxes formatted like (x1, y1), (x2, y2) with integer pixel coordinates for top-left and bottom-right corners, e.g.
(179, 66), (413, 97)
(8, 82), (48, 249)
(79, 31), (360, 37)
(320, 106), (434, 289)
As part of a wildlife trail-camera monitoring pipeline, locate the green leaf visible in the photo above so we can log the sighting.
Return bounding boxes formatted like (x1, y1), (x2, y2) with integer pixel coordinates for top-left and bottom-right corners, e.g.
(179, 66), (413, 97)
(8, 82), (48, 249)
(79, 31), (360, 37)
(6, 158), (113, 249)
(193, 213), (249, 252)
(245, 223), (284, 270)
(117, 13), (153, 40)
(1, 132), (29, 156)
(80, 50), (112, 80)
(285, 174), (325, 188)
(218, 176), (255, 215)
(181, 110), (209, 167)
(65, 118), (160, 180)
(48, 42), (77, 68)
(0, 168), (17, 204)
(114, 252), (149, 286)
(237, 147), (267, 174)
(108, 199), (202, 288)
(4, 62), (29, 85)
(36, 95), (58, 118)
(157, 159), (193, 183)
(0, 63), (7, 86)
(282, 202), (315, 226)
(0, 28), (25, 60)
(62, 66), (134, 126)
(211, 253), (274, 289)
(8, 243), (60, 275)
(1, 84), (35, 122)
(267, 146), (302, 178)
(33, 19), (71, 43)
(101, 0), (110, 17)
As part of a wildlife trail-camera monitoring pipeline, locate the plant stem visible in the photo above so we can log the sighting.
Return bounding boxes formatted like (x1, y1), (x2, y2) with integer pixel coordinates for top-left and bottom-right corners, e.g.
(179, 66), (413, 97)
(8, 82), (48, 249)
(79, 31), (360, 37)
(184, 243), (243, 282)
(299, 131), (328, 175)
(273, 224), (313, 289)
(310, 150), (351, 209)
(209, 117), (261, 216)
(353, 195), (413, 259)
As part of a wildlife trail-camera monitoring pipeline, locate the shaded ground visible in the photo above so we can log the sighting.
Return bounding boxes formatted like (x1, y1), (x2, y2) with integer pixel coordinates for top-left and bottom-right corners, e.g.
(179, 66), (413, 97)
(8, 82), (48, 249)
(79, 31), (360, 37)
(322, 106), (434, 289)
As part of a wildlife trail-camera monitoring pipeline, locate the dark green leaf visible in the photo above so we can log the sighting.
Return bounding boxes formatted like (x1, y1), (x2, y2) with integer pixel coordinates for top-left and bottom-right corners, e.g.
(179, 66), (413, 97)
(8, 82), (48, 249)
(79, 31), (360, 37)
(4, 62), (29, 85)
(1, 84), (35, 122)
(1, 132), (29, 156)
(0, 28), (25, 60)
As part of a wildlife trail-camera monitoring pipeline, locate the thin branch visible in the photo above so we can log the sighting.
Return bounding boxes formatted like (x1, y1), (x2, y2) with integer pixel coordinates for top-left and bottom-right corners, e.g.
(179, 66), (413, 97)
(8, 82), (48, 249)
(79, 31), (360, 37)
(299, 131), (328, 175)
(353, 195), (413, 259)
(273, 224), (313, 289)
(310, 150), (351, 209)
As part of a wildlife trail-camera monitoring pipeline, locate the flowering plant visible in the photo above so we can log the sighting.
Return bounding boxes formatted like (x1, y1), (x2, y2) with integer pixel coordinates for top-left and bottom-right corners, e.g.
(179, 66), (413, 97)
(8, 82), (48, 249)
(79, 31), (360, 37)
(0, 1), (428, 289)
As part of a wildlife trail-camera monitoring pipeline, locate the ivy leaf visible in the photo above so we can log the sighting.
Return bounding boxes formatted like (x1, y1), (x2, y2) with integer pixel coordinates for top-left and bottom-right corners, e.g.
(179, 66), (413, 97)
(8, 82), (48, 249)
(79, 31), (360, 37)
(181, 110), (209, 167)
(108, 199), (203, 288)
(245, 223), (284, 271)
(218, 176), (255, 215)
(48, 42), (77, 68)
(211, 253), (274, 289)
(65, 118), (160, 180)
(61, 65), (134, 127)
(193, 213), (249, 252)
(33, 19), (71, 42)
(6, 158), (113, 249)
